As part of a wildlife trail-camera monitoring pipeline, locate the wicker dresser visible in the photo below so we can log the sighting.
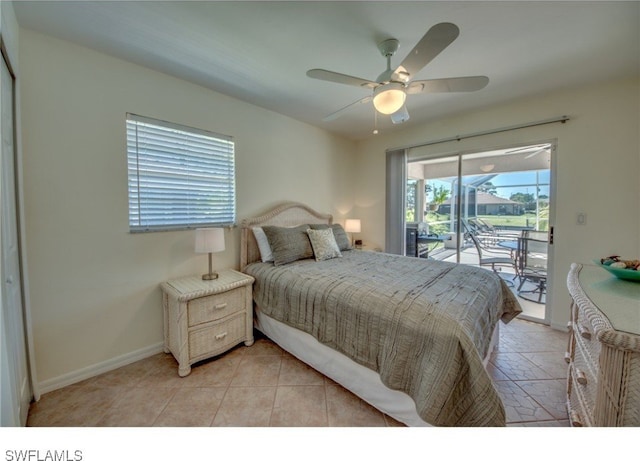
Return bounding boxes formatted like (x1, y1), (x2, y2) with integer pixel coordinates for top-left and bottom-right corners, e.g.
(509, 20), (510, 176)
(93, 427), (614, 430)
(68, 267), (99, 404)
(161, 269), (255, 377)
(566, 263), (640, 426)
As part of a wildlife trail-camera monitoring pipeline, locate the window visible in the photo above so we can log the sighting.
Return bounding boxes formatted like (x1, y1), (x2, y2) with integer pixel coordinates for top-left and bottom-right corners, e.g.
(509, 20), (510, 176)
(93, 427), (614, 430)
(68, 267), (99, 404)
(126, 113), (236, 232)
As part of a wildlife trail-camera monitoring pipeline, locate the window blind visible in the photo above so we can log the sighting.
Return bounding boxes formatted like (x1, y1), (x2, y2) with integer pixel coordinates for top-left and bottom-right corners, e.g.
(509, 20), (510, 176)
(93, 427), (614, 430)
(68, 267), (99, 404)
(126, 113), (236, 232)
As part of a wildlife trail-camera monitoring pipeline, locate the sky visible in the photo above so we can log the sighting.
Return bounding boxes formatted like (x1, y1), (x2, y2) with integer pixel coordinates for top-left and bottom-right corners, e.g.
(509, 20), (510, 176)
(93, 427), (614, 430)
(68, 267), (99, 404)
(427, 170), (550, 201)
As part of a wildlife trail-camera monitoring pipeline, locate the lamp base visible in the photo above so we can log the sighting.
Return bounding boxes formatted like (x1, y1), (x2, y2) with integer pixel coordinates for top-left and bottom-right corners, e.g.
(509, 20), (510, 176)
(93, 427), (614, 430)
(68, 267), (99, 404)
(202, 252), (219, 280)
(202, 272), (219, 281)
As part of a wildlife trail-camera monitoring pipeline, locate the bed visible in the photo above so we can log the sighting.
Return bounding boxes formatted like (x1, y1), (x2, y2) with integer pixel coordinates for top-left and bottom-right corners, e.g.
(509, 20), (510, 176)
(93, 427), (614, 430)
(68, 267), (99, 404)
(240, 202), (522, 427)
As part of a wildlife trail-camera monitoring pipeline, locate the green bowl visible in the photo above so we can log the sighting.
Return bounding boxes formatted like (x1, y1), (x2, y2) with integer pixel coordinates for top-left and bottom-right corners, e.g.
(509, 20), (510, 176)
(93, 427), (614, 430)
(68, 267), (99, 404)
(595, 261), (640, 282)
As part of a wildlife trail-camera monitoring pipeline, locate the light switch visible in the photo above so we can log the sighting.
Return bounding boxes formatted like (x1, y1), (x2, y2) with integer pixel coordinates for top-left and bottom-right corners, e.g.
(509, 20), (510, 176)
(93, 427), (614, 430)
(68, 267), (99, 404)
(577, 213), (587, 225)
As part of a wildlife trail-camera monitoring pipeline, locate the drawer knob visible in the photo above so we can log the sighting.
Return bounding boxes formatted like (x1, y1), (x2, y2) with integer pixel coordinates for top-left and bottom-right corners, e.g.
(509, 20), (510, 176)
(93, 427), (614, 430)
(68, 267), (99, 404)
(215, 332), (228, 340)
(576, 368), (588, 385)
(577, 323), (591, 340)
(214, 303), (228, 310)
(570, 409), (583, 427)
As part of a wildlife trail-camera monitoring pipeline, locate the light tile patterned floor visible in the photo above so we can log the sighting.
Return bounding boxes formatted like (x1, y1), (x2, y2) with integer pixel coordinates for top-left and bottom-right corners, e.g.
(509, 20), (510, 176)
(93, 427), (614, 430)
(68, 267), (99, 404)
(27, 317), (569, 427)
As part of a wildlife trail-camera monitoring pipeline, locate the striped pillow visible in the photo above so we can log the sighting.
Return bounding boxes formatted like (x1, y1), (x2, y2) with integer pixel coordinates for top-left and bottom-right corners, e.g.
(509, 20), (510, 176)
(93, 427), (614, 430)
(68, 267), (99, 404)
(262, 225), (313, 266)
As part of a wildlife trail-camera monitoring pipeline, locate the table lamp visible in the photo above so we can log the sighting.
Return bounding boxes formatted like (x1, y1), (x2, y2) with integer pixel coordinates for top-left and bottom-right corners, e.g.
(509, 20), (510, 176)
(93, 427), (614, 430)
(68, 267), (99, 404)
(195, 228), (225, 280)
(345, 219), (361, 247)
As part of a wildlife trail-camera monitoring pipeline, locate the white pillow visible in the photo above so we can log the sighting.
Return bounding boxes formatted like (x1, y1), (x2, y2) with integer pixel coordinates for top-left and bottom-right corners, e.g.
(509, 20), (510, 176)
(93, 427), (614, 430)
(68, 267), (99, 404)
(252, 227), (274, 263)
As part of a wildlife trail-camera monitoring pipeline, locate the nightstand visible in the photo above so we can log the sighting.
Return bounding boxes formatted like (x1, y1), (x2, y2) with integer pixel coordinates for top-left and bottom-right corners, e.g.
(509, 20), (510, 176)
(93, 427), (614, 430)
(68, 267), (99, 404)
(161, 269), (255, 377)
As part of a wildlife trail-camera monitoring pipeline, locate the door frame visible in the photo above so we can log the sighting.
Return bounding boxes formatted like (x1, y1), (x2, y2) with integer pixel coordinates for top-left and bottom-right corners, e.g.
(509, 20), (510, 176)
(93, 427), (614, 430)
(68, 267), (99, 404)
(0, 39), (37, 425)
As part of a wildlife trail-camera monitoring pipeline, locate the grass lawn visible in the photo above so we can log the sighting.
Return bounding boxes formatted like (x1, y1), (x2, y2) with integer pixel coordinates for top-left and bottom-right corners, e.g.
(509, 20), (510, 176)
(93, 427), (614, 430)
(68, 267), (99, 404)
(481, 214), (549, 230)
(425, 212), (548, 232)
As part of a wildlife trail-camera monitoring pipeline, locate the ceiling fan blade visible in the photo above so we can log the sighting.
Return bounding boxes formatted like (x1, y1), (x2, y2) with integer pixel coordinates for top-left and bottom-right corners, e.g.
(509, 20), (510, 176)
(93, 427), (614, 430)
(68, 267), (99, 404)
(406, 76), (489, 94)
(393, 22), (460, 82)
(307, 69), (378, 89)
(322, 96), (372, 122)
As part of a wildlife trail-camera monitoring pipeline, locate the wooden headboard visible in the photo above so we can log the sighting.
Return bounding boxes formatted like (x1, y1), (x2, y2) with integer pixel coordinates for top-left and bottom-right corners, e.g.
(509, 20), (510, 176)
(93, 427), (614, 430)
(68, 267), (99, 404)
(240, 201), (333, 270)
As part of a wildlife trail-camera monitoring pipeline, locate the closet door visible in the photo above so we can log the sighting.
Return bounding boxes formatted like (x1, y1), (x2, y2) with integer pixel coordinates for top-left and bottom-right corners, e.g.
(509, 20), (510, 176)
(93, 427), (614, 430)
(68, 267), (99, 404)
(0, 50), (30, 426)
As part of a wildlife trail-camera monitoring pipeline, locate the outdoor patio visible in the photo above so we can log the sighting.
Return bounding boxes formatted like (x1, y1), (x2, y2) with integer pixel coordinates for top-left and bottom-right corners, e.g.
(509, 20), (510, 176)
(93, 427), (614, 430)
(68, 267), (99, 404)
(430, 241), (546, 321)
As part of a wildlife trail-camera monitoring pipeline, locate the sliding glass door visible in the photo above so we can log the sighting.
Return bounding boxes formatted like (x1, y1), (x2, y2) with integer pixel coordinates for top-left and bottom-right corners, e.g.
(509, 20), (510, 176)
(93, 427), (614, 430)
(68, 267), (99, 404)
(405, 143), (554, 323)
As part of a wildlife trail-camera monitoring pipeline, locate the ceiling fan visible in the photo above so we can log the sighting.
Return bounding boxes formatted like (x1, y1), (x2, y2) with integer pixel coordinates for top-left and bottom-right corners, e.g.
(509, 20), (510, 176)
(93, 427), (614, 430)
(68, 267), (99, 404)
(307, 22), (489, 124)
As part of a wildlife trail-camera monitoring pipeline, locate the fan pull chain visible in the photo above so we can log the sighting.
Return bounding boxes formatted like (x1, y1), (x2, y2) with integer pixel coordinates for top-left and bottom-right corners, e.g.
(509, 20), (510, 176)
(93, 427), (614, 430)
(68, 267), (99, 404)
(373, 109), (379, 135)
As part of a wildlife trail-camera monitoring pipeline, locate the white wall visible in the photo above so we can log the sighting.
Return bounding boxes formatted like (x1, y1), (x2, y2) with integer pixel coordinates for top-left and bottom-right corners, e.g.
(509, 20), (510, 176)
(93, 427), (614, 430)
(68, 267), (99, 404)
(19, 29), (356, 389)
(354, 77), (640, 330)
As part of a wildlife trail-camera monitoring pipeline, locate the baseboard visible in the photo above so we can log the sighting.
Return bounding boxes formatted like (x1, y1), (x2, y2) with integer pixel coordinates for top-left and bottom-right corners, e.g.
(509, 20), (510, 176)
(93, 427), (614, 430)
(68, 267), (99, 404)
(37, 342), (165, 397)
(550, 320), (569, 332)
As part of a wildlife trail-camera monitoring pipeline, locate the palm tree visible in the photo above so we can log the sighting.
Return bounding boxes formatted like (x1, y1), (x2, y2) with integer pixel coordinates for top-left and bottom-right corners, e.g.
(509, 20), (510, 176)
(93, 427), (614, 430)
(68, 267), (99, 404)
(429, 185), (449, 212)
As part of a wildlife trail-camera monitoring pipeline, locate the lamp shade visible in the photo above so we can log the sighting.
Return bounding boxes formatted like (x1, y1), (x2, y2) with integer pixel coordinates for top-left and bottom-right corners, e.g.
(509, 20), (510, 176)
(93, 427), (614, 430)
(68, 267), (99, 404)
(195, 228), (225, 253)
(344, 219), (361, 233)
(373, 83), (406, 115)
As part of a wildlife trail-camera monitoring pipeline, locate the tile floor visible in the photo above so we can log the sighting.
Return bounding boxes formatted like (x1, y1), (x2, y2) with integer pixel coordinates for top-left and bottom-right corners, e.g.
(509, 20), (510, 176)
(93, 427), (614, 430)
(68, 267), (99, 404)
(27, 317), (569, 427)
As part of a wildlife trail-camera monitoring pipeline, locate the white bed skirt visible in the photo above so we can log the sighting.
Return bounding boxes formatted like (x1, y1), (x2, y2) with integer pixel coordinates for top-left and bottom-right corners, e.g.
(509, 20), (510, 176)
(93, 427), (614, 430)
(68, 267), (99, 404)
(255, 305), (499, 427)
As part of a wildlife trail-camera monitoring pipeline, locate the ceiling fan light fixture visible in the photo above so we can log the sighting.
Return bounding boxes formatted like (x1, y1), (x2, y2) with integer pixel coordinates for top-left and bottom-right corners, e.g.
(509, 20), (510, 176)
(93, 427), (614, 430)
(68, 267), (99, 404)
(390, 105), (410, 124)
(373, 83), (406, 115)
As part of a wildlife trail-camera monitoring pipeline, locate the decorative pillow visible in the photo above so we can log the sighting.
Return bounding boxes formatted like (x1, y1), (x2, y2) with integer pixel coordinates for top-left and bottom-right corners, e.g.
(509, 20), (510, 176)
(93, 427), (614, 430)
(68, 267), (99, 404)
(309, 223), (351, 251)
(251, 227), (274, 263)
(262, 225), (313, 266)
(330, 224), (352, 251)
(307, 228), (342, 261)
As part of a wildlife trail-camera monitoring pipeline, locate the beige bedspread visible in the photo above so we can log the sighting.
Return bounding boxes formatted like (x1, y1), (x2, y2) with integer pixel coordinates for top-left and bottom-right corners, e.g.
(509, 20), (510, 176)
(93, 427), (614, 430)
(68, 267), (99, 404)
(245, 250), (521, 426)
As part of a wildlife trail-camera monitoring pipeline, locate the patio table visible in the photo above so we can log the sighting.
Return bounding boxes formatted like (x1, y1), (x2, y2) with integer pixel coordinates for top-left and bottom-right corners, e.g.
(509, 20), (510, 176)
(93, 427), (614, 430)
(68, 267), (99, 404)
(416, 234), (451, 258)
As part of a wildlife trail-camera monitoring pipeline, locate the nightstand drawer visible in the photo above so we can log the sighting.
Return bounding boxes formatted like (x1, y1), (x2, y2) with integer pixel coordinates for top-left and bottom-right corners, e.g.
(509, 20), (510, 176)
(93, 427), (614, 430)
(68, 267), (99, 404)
(189, 311), (246, 360)
(188, 288), (245, 327)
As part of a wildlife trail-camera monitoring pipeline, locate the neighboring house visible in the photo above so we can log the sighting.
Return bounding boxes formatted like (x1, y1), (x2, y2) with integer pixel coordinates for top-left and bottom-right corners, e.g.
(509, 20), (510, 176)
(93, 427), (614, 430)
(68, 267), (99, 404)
(439, 191), (525, 216)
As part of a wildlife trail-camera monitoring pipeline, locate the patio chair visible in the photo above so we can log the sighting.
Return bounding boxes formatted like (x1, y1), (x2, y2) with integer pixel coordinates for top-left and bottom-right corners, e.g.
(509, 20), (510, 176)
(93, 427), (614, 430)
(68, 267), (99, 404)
(474, 217), (496, 233)
(517, 231), (548, 303)
(468, 232), (518, 285)
(477, 216), (522, 242)
(468, 218), (497, 245)
(463, 220), (511, 255)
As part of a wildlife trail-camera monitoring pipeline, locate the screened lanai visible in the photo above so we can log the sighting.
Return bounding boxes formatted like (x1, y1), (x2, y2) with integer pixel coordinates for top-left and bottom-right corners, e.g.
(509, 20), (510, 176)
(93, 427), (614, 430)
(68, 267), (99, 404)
(405, 143), (552, 321)
(406, 143), (551, 244)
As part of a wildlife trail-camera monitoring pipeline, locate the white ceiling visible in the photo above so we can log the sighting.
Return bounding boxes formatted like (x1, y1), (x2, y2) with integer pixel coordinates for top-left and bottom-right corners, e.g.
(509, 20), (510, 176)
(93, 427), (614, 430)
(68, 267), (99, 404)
(13, 1), (640, 140)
